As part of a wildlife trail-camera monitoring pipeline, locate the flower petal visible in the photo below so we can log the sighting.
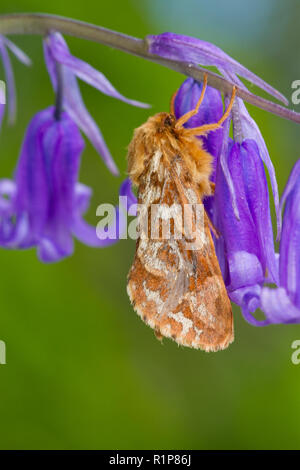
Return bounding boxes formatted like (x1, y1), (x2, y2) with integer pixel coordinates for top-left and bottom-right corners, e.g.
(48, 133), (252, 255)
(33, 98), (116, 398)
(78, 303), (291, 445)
(260, 287), (300, 324)
(44, 37), (120, 176)
(241, 140), (279, 284)
(279, 160), (300, 308)
(71, 178), (131, 247)
(174, 77), (225, 221)
(219, 118), (240, 220)
(229, 284), (270, 326)
(2, 36), (32, 66)
(0, 178), (16, 215)
(38, 108), (85, 258)
(174, 77), (224, 166)
(14, 107), (55, 244)
(119, 178), (137, 215)
(0, 103), (4, 129)
(0, 36), (31, 125)
(72, 206), (125, 247)
(46, 32), (149, 108)
(0, 81), (5, 129)
(10, 106), (86, 260)
(215, 141), (258, 289)
(279, 159), (300, 215)
(74, 182), (92, 215)
(228, 251), (264, 292)
(38, 236), (74, 263)
(0, 212), (30, 248)
(147, 33), (288, 105)
(214, 139), (278, 293)
(0, 39), (16, 124)
(0, 104), (127, 261)
(220, 69), (281, 240)
(237, 98), (281, 240)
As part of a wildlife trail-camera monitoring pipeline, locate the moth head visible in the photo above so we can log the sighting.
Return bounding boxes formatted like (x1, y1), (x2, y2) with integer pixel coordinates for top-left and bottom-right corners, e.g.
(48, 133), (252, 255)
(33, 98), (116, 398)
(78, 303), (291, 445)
(162, 113), (176, 128)
(147, 112), (176, 133)
(127, 112), (178, 186)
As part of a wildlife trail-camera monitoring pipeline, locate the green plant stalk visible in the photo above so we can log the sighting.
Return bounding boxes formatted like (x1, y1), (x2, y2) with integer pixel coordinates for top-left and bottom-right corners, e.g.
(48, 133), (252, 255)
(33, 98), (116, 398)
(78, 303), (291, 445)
(0, 12), (300, 124)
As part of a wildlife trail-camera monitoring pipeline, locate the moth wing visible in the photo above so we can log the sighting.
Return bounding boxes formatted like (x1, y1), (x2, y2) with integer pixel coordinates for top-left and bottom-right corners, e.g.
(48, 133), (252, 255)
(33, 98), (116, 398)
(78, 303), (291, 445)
(127, 153), (233, 351)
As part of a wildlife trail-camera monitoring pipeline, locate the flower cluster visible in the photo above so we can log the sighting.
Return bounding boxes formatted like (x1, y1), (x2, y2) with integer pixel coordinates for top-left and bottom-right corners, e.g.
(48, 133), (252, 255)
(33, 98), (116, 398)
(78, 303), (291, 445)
(0, 31), (147, 261)
(0, 30), (299, 325)
(173, 73), (299, 325)
(156, 32), (297, 326)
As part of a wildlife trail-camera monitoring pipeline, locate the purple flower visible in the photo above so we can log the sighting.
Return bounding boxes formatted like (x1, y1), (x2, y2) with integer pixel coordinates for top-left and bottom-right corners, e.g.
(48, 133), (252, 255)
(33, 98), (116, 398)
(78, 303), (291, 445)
(44, 32), (149, 175)
(173, 76), (278, 324)
(174, 77), (223, 219)
(174, 78), (224, 164)
(147, 32), (288, 104)
(222, 69), (281, 239)
(119, 178), (137, 216)
(148, 32), (282, 235)
(213, 139), (278, 323)
(257, 161), (300, 324)
(0, 107), (125, 262)
(0, 35), (31, 127)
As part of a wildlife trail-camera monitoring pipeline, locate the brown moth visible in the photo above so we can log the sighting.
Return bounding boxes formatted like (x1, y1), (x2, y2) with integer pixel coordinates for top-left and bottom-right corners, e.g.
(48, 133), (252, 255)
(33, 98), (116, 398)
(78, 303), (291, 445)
(127, 76), (237, 351)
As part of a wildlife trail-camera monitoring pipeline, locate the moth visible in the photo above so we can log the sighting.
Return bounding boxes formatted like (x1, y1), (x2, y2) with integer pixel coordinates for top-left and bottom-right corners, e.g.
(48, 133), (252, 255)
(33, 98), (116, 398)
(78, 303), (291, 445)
(127, 75), (236, 351)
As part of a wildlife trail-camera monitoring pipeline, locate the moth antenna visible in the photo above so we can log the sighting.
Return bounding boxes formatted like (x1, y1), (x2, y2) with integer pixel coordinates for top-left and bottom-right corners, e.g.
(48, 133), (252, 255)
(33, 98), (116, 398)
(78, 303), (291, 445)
(175, 74), (208, 129)
(185, 85), (237, 136)
(170, 90), (178, 116)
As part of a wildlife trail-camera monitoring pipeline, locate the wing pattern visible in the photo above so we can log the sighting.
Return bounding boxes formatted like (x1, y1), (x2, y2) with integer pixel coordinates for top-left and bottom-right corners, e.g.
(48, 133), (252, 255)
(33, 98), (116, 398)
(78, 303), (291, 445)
(127, 150), (233, 351)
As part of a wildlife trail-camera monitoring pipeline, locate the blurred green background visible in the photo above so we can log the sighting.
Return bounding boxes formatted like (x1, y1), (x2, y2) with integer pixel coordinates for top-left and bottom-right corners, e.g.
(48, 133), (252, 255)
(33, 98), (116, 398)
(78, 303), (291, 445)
(0, 0), (299, 450)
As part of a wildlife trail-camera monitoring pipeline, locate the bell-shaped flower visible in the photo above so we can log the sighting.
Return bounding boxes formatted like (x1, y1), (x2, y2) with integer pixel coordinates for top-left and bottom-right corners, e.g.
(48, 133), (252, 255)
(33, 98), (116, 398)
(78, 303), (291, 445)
(213, 139), (279, 321)
(221, 67), (281, 238)
(170, 76), (279, 324)
(0, 106), (125, 262)
(44, 32), (149, 175)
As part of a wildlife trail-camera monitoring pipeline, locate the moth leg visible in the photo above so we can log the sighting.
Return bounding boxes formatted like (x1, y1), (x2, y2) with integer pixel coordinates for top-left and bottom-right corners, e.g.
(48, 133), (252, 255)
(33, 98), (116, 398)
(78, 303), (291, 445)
(210, 182), (216, 194)
(205, 210), (220, 239)
(175, 74), (208, 128)
(185, 86), (237, 136)
(170, 90), (177, 116)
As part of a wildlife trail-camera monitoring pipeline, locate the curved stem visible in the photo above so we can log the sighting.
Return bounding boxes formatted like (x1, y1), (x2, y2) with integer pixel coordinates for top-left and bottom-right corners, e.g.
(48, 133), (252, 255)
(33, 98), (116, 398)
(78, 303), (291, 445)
(0, 12), (300, 124)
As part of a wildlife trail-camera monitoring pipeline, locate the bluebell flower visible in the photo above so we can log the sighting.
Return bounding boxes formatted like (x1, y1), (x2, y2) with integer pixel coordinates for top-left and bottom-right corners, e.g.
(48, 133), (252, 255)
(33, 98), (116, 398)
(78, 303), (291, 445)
(44, 32), (149, 175)
(0, 107), (125, 262)
(174, 78), (224, 163)
(0, 31), (149, 262)
(119, 178), (138, 216)
(174, 76), (279, 324)
(174, 77), (224, 219)
(221, 70), (281, 238)
(148, 32), (283, 233)
(213, 139), (278, 322)
(256, 161), (300, 324)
